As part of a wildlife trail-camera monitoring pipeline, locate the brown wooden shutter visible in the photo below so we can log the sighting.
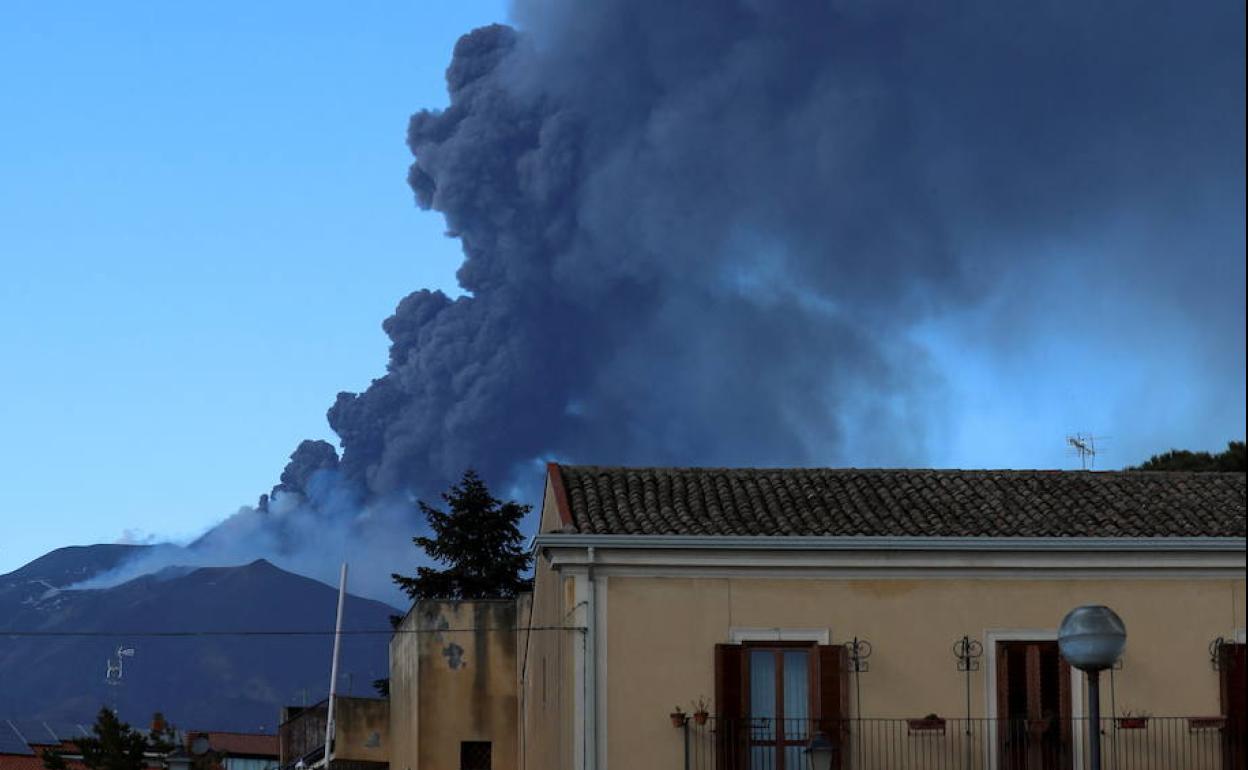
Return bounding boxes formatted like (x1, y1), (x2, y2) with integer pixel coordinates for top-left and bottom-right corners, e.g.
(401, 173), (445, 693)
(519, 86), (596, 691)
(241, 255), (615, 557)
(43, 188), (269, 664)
(1221, 644), (1247, 770)
(714, 644), (745, 770)
(997, 642), (1011, 766)
(818, 644), (849, 770)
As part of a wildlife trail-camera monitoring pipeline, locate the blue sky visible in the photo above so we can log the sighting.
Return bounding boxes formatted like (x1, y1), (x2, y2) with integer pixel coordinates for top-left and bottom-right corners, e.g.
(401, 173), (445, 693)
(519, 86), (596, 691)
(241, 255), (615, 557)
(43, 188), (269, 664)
(0, 2), (506, 574)
(1, 1), (1243, 578)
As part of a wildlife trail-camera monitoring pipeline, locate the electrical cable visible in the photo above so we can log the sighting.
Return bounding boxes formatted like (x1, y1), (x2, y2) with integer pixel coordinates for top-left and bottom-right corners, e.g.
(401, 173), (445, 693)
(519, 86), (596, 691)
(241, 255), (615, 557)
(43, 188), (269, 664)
(0, 625), (585, 638)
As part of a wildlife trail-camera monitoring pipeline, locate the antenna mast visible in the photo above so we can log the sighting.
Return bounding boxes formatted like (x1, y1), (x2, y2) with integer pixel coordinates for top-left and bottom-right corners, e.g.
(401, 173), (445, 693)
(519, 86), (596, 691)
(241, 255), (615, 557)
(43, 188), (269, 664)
(1066, 433), (1108, 470)
(105, 645), (136, 714)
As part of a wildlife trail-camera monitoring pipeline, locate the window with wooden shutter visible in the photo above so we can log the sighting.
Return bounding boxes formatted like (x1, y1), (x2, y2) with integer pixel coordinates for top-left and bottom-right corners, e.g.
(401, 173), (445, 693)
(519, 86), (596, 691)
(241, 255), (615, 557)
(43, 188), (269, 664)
(716, 641), (844, 770)
(817, 644), (850, 770)
(1220, 643), (1246, 770)
(714, 644), (745, 770)
(995, 641), (1072, 770)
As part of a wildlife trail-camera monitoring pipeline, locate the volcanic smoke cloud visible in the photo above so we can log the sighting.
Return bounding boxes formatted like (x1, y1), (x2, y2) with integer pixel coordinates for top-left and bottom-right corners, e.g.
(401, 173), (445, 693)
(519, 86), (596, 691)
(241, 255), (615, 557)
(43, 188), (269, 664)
(128, 0), (1243, 600)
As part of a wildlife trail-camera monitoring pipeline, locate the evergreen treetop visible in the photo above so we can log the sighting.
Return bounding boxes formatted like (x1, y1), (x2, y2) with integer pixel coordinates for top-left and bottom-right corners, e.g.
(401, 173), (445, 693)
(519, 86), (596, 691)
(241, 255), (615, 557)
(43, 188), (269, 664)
(1129, 440), (1245, 472)
(42, 708), (174, 770)
(392, 469), (533, 602)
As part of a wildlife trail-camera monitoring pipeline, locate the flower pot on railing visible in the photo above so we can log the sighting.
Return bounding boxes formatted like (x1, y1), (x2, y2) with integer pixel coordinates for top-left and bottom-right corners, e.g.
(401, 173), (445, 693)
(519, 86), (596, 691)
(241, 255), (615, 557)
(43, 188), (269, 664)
(670, 710), (687, 728)
(1187, 716), (1226, 731)
(1116, 716), (1149, 730)
(689, 697), (710, 726)
(906, 717), (947, 735)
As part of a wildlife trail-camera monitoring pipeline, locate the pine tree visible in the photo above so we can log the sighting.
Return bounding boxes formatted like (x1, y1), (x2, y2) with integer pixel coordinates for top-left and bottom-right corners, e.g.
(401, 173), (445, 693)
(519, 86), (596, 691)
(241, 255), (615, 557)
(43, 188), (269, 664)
(42, 708), (157, 770)
(392, 469), (533, 602)
(1129, 440), (1246, 472)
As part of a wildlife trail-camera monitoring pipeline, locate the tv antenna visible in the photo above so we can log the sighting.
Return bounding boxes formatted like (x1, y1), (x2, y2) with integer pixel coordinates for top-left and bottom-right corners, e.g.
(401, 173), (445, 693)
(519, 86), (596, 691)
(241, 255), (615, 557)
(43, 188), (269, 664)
(1066, 433), (1108, 470)
(105, 645), (135, 685)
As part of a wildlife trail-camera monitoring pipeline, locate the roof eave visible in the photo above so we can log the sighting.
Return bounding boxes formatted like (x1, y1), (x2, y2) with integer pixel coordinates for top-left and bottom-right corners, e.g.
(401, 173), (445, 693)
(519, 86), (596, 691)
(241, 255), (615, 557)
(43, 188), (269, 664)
(533, 533), (1247, 552)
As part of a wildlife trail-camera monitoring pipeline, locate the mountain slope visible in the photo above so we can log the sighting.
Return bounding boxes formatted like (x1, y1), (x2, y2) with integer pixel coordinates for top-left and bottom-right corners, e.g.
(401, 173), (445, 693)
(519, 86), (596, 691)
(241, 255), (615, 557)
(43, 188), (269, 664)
(0, 550), (398, 730)
(0, 544), (153, 606)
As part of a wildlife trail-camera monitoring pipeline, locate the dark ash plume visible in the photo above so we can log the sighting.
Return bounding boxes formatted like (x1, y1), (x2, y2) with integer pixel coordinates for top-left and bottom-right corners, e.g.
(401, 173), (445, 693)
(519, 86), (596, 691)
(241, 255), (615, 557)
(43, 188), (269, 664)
(115, 0), (1241, 599)
(326, 0), (1243, 503)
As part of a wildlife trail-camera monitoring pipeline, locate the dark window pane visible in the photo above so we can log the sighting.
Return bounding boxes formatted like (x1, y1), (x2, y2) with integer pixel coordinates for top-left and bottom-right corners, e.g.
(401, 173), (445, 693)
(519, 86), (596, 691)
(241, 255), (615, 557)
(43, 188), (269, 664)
(460, 741), (491, 770)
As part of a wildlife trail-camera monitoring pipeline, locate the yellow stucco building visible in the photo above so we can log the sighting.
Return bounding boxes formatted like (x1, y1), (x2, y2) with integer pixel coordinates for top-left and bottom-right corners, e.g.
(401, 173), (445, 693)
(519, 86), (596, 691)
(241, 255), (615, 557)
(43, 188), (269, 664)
(524, 465), (1245, 770)
(392, 464), (1246, 770)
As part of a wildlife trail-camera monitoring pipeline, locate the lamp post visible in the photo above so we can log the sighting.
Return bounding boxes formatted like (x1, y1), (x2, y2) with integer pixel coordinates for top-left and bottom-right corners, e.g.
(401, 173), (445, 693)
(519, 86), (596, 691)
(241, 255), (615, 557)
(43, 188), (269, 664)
(804, 731), (835, 770)
(1058, 605), (1126, 770)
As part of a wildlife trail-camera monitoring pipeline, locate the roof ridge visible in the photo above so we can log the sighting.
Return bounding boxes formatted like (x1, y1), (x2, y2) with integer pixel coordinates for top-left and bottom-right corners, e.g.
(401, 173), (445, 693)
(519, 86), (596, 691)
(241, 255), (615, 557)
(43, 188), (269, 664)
(550, 466), (1245, 538)
(557, 464), (1246, 477)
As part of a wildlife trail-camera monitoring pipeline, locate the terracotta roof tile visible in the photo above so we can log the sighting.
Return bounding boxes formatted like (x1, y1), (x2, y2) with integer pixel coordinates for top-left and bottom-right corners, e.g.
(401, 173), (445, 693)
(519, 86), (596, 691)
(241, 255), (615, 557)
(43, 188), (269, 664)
(553, 467), (1246, 538)
(187, 733), (278, 758)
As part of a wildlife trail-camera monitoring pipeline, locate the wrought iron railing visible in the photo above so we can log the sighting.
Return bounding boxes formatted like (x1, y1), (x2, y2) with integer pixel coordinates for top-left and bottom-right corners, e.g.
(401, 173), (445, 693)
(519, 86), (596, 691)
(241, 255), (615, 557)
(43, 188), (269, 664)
(676, 716), (1246, 770)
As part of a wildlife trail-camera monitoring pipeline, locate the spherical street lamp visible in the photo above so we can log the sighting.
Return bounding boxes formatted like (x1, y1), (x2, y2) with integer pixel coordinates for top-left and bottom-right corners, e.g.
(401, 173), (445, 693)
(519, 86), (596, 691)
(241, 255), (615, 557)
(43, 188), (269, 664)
(1058, 605), (1127, 770)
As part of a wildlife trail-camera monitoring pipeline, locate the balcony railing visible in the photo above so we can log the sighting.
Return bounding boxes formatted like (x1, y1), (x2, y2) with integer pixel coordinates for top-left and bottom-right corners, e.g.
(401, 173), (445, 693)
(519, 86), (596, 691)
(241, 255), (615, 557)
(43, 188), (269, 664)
(677, 716), (1246, 770)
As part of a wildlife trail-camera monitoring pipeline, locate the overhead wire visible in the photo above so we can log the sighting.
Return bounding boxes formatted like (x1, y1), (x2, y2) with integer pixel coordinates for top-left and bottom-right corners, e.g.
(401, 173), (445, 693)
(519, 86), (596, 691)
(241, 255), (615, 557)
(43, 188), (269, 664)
(0, 626), (584, 638)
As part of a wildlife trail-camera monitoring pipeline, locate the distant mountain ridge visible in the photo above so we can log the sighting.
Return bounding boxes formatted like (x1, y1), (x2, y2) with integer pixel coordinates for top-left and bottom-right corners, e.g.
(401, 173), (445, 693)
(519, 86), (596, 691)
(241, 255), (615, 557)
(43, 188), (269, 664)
(1, 544), (153, 603)
(0, 545), (399, 730)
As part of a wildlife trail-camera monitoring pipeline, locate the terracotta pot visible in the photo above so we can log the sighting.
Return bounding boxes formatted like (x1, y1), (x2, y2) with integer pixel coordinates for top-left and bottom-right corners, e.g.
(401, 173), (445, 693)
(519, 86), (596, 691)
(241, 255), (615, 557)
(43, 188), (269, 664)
(1116, 717), (1149, 729)
(670, 713), (687, 728)
(907, 718), (946, 734)
(693, 711), (709, 726)
(1187, 717), (1225, 730)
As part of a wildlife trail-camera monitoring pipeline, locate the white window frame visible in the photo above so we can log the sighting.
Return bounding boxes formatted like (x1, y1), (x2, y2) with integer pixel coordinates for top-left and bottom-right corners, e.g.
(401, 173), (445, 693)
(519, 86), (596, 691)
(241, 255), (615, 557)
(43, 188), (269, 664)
(729, 627), (830, 644)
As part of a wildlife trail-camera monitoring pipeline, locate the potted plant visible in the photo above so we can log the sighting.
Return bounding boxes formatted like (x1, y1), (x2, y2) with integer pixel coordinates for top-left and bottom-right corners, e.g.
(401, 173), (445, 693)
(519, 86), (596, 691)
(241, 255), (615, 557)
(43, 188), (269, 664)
(907, 713), (947, 734)
(1116, 711), (1150, 730)
(692, 697), (711, 726)
(670, 706), (687, 728)
(1187, 716), (1226, 730)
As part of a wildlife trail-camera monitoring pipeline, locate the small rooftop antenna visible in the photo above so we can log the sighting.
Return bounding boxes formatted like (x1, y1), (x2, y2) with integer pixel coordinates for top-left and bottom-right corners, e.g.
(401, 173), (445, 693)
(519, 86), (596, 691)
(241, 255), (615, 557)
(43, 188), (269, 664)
(105, 645), (135, 715)
(105, 646), (135, 685)
(1066, 433), (1108, 470)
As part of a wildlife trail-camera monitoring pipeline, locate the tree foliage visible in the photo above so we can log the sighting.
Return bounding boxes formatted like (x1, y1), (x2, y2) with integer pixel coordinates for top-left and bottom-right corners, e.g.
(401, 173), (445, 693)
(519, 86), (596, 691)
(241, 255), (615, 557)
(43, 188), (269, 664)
(42, 708), (173, 770)
(1129, 441), (1245, 472)
(380, 470), (533, 697)
(392, 469), (533, 602)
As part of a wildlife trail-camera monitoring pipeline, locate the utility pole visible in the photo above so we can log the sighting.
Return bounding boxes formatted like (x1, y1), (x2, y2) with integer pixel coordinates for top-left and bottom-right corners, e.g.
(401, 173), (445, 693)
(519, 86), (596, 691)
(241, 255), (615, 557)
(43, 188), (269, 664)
(324, 564), (348, 767)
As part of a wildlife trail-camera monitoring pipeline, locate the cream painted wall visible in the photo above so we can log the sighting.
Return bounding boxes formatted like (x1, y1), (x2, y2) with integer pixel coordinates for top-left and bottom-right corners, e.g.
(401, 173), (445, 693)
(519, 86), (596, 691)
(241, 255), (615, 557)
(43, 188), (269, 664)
(518, 482), (578, 770)
(604, 575), (1246, 770)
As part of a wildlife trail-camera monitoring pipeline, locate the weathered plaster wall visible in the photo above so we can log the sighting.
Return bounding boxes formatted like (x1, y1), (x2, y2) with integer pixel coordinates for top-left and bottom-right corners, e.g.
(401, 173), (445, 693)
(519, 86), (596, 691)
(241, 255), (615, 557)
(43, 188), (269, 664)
(279, 697), (388, 766)
(389, 610), (420, 770)
(389, 600), (520, 770)
(335, 696), (389, 763)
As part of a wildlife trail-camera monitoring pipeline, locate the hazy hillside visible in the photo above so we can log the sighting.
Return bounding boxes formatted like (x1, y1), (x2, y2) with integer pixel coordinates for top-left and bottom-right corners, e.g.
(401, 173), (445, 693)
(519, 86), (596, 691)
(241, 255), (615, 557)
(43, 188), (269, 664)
(0, 546), (398, 730)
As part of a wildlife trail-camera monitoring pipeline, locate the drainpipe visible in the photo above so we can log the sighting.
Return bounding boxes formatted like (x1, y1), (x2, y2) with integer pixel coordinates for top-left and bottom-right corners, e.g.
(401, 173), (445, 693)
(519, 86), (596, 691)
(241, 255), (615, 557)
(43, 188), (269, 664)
(586, 546), (597, 770)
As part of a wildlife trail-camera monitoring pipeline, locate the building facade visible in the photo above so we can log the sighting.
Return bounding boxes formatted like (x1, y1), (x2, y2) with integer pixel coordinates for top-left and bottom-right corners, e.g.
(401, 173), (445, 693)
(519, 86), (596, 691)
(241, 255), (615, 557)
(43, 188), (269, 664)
(520, 465), (1246, 770)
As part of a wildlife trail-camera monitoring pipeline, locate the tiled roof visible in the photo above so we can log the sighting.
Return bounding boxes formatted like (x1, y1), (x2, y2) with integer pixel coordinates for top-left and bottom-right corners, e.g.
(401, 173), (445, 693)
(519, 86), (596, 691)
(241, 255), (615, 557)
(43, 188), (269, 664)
(0, 750), (85, 770)
(0, 755), (49, 770)
(188, 733), (278, 758)
(551, 466), (1246, 538)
